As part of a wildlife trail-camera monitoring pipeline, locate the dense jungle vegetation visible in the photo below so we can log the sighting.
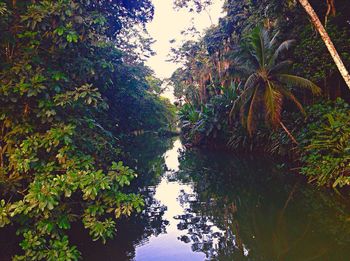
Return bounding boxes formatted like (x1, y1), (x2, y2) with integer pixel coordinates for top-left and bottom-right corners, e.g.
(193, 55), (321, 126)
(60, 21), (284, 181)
(0, 0), (349, 260)
(0, 0), (175, 259)
(171, 0), (350, 189)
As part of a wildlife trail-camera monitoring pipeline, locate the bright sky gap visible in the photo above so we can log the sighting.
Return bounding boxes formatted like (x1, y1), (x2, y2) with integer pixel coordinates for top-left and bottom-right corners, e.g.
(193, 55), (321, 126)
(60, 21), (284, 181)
(145, 0), (225, 102)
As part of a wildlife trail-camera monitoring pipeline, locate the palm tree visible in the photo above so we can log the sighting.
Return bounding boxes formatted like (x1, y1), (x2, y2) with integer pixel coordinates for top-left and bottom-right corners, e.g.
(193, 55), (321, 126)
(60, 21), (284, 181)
(230, 27), (321, 143)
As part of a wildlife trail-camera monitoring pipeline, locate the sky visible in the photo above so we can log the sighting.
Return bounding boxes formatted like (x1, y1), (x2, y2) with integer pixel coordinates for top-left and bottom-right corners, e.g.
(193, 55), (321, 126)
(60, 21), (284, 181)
(145, 0), (225, 102)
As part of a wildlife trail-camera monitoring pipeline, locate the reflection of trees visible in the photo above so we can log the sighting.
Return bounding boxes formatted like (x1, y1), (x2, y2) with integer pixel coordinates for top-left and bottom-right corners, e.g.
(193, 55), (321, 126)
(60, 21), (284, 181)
(114, 186), (169, 260)
(175, 148), (350, 261)
(67, 134), (174, 260)
(117, 134), (176, 256)
(68, 185), (170, 261)
(123, 133), (176, 187)
(134, 186), (169, 241)
(176, 190), (249, 260)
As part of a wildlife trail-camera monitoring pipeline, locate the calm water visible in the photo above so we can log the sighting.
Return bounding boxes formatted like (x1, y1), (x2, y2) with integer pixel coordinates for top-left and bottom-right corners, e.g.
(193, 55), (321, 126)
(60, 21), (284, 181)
(1, 134), (350, 260)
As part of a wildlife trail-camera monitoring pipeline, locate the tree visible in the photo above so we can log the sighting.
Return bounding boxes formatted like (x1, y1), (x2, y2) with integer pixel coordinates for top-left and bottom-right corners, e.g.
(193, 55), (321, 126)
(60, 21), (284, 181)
(298, 0), (350, 89)
(174, 0), (213, 13)
(230, 27), (321, 143)
(0, 0), (166, 259)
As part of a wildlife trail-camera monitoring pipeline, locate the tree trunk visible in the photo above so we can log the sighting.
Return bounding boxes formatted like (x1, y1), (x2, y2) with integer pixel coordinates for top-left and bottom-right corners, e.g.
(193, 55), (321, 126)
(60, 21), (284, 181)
(298, 0), (350, 90)
(279, 121), (299, 145)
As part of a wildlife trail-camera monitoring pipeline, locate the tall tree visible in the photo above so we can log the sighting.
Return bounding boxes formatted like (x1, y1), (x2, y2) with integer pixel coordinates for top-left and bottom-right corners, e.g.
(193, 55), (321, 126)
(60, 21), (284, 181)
(298, 0), (350, 89)
(230, 27), (321, 142)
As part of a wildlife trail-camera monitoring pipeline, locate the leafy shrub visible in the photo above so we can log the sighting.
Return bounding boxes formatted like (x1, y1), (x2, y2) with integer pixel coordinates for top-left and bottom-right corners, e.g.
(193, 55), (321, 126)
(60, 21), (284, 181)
(179, 84), (239, 145)
(179, 103), (200, 132)
(298, 98), (350, 188)
(194, 101), (226, 139)
(228, 124), (270, 152)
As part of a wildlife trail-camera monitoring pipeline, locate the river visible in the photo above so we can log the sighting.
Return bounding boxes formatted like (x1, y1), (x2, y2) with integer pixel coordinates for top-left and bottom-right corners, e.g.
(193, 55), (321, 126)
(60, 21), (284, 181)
(71, 134), (350, 261)
(1, 134), (350, 260)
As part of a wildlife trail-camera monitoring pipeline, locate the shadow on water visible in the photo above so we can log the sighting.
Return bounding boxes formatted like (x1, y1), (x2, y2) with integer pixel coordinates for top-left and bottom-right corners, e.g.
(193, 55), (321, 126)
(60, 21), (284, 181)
(1, 134), (350, 260)
(174, 148), (350, 261)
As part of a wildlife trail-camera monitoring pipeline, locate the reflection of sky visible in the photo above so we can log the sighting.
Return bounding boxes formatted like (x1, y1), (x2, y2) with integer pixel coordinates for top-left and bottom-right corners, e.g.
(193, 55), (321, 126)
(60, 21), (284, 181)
(134, 138), (248, 260)
(134, 139), (205, 260)
(145, 0), (225, 102)
(164, 139), (182, 171)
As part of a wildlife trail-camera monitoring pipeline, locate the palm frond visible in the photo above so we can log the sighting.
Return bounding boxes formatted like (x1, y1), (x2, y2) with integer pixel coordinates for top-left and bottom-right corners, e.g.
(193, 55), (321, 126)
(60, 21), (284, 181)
(269, 40), (295, 66)
(244, 73), (260, 90)
(240, 100), (246, 127)
(269, 31), (279, 49)
(239, 39), (260, 69)
(247, 51), (262, 69)
(247, 86), (259, 136)
(262, 28), (271, 54)
(229, 84), (255, 120)
(259, 28), (267, 67)
(249, 27), (265, 67)
(276, 84), (306, 116)
(269, 60), (293, 74)
(229, 63), (254, 78)
(264, 81), (283, 127)
(276, 74), (321, 95)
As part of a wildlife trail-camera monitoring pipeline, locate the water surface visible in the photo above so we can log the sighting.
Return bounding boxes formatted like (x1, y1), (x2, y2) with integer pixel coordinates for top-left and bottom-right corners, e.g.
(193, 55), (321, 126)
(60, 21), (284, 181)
(71, 134), (350, 261)
(1, 134), (350, 260)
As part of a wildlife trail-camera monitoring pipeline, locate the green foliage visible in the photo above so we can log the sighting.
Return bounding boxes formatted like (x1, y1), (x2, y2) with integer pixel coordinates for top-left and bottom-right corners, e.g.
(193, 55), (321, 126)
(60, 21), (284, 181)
(178, 26), (320, 147)
(179, 83), (240, 145)
(299, 99), (350, 188)
(103, 62), (176, 133)
(15, 233), (80, 261)
(175, 1), (350, 189)
(293, 23), (350, 84)
(146, 75), (164, 96)
(230, 26), (320, 135)
(228, 124), (270, 152)
(179, 103), (200, 127)
(0, 0), (172, 259)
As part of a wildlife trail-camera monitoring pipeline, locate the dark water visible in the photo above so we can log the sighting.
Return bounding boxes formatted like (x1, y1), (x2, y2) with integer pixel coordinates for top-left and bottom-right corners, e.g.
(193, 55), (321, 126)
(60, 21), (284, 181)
(1, 135), (350, 260)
